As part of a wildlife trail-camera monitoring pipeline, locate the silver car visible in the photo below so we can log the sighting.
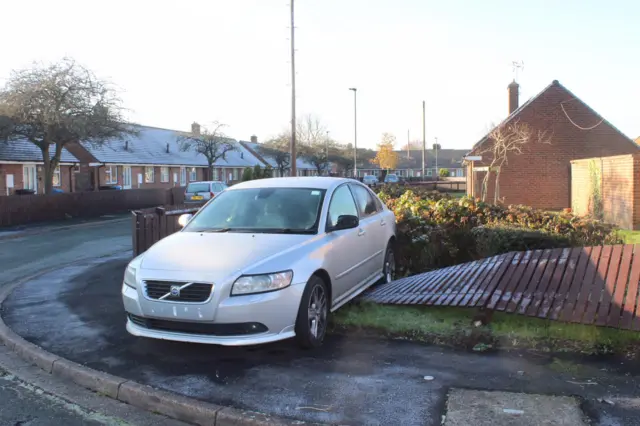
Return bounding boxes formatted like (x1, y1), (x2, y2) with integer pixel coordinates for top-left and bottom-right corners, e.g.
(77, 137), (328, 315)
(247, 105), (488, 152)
(184, 181), (228, 204)
(122, 177), (397, 348)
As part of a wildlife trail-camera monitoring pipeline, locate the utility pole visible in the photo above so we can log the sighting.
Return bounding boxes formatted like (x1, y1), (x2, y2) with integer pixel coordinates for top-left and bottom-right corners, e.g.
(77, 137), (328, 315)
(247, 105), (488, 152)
(434, 137), (439, 179)
(422, 100), (426, 180)
(326, 130), (330, 176)
(349, 88), (358, 178)
(289, 0), (297, 177)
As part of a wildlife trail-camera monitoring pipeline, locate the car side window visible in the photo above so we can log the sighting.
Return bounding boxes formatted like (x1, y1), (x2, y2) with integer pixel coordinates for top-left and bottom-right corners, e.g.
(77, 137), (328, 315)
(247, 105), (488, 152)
(350, 184), (380, 218)
(326, 185), (358, 229)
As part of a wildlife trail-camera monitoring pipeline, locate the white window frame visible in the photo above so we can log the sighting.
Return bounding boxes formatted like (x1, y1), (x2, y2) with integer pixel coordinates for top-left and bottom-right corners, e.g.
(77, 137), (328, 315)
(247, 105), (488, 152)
(189, 167), (197, 182)
(105, 165), (118, 185)
(427, 169), (433, 176)
(145, 166), (155, 183)
(212, 168), (219, 180)
(160, 167), (169, 183)
(52, 165), (61, 187)
(180, 167), (186, 186)
(22, 164), (37, 191)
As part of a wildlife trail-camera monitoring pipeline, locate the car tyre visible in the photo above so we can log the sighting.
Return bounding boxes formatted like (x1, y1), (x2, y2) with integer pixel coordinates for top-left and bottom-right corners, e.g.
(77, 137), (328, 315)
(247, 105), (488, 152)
(295, 275), (329, 349)
(382, 243), (397, 284)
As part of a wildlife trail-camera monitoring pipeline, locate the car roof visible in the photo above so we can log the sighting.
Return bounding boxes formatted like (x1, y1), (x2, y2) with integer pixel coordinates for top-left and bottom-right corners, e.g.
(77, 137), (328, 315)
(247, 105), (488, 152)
(228, 177), (354, 191)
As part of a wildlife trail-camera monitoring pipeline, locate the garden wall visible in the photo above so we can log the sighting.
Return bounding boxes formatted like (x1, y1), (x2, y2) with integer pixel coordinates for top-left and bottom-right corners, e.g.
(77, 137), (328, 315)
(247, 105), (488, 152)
(571, 154), (640, 230)
(0, 187), (186, 227)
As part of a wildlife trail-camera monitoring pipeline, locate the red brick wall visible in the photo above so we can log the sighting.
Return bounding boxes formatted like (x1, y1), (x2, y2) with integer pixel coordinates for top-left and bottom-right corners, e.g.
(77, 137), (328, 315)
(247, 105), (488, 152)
(0, 163), (74, 195)
(467, 82), (639, 210)
(571, 154), (640, 230)
(95, 165), (206, 189)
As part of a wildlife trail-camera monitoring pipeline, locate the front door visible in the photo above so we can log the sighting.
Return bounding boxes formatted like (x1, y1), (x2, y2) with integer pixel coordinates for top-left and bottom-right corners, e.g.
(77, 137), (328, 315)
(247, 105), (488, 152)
(323, 183), (369, 305)
(123, 166), (132, 189)
(22, 165), (37, 193)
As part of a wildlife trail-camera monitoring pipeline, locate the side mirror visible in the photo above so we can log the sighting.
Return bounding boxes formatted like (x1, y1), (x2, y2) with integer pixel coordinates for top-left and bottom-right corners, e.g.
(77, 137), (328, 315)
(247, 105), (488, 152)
(331, 214), (359, 232)
(178, 214), (193, 228)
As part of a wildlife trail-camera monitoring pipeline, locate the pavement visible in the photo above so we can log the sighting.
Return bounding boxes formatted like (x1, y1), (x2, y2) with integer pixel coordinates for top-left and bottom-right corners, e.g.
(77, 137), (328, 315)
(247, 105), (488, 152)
(3, 250), (640, 425)
(0, 213), (130, 242)
(0, 219), (188, 426)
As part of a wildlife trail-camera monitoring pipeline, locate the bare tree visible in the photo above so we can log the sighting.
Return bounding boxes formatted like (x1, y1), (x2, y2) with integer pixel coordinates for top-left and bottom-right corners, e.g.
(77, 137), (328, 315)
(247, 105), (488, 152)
(476, 120), (551, 204)
(260, 134), (291, 177)
(0, 58), (134, 194)
(177, 121), (235, 179)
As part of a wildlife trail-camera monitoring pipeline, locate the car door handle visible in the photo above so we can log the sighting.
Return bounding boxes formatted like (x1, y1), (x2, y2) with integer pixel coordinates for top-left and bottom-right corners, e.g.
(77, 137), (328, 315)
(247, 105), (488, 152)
(358, 228), (366, 236)
(380, 219), (386, 226)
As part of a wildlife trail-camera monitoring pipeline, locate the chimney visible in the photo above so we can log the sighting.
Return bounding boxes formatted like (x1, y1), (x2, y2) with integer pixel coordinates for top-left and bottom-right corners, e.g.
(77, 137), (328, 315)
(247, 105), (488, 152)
(191, 122), (201, 136)
(250, 135), (258, 144)
(166, 142), (170, 153)
(124, 140), (129, 151)
(508, 80), (519, 114)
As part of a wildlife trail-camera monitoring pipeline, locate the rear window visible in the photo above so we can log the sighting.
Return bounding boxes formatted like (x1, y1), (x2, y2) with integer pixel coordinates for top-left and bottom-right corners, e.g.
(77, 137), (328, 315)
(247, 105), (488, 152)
(186, 183), (210, 193)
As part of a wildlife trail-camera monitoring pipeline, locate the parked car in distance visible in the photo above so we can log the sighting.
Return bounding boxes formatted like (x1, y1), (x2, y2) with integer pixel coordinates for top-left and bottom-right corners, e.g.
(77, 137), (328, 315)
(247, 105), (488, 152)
(384, 173), (400, 184)
(122, 177), (397, 349)
(362, 175), (379, 187)
(184, 181), (228, 204)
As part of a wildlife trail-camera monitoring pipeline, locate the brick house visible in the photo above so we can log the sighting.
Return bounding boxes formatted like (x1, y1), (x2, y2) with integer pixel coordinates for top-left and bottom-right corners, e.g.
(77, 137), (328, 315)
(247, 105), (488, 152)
(66, 125), (264, 191)
(464, 79), (639, 210)
(240, 137), (321, 177)
(357, 148), (468, 179)
(0, 140), (79, 195)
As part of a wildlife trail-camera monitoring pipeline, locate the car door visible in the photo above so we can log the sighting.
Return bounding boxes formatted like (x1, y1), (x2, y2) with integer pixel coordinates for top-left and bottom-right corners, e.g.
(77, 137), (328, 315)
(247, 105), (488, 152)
(349, 183), (386, 280)
(324, 183), (369, 304)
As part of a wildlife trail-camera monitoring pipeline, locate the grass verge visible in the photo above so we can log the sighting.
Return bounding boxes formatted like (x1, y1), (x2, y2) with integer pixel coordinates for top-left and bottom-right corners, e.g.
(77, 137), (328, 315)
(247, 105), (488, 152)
(331, 302), (640, 357)
(617, 229), (640, 244)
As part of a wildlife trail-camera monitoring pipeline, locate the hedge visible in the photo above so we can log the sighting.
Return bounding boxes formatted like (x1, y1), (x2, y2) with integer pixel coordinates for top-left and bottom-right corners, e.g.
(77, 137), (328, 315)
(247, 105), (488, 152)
(375, 185), (622, 276)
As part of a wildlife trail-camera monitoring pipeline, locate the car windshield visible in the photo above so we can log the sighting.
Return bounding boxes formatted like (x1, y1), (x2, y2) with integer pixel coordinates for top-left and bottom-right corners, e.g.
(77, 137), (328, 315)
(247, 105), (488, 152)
(183, 187), (326, 234)
(186, 183), (210, 193)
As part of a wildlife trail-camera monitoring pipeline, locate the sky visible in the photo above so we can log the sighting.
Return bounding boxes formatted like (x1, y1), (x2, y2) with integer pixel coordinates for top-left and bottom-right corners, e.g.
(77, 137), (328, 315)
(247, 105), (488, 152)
(1, 0), (638, 150)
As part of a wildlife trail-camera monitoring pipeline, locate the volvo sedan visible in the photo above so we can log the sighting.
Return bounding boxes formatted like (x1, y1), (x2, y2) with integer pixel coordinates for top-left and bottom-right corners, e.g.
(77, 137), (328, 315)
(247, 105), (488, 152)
(122, 177), (397, 348)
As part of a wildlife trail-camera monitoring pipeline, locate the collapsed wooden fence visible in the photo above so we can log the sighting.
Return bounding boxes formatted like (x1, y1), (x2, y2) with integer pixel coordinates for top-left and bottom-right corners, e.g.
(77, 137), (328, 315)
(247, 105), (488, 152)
(365, 245), (640, 331)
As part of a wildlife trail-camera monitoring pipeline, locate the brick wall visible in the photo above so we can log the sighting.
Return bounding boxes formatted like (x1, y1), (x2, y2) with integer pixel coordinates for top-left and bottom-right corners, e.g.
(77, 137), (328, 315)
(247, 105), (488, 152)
(571, 154), (640, 230)
(467, 82), (639, 210)
(0, 163), (74, 195)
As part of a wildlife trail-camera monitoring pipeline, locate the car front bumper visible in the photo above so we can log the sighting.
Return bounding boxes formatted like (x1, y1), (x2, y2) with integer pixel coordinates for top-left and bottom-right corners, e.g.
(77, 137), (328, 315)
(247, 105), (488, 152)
(121, 281), (305, 346)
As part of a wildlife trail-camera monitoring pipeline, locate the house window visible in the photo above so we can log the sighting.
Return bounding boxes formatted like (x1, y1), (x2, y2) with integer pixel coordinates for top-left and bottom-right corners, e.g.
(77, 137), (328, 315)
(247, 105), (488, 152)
(52, 166), (61, 187)
(105, 165), (118, 184)
(145, 167), (154, 183)
(160, 167), (169, 183)
(212, 168), (219, 180)
(180, 167), (186, 186)
(232, 168), (239, 181)
(22, 165), (37, 191)
(427, 169), (432, 176)
(189, 167), (197, 181)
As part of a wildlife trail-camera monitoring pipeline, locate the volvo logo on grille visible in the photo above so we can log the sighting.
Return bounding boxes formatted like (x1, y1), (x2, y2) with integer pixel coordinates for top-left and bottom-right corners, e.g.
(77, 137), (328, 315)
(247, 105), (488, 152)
(170, 285), (181, 297)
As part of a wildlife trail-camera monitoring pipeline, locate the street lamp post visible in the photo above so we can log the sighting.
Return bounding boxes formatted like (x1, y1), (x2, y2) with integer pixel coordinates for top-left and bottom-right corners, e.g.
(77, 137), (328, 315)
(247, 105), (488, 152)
(349, 88), (358, 178)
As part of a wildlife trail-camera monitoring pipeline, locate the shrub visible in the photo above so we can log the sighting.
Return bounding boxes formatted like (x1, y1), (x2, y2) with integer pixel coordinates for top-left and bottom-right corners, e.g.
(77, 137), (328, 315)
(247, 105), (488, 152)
(377, 186), (622, 276)
(242, 167), (253, 181)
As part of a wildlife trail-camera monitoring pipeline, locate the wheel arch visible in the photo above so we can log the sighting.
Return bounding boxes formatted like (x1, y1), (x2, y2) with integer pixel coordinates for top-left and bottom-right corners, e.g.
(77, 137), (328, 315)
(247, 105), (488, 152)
(311, 269), (332, 308)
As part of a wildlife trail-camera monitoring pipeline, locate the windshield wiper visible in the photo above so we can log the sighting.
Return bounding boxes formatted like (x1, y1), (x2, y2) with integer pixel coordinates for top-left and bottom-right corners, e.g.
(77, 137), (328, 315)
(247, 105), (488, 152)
(257, 228), (316, 234)
(198, 228), (231, 233)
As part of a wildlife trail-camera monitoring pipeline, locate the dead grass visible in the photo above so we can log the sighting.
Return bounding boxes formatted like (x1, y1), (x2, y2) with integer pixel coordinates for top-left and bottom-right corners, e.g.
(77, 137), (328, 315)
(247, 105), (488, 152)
(332, 302), (640, 355)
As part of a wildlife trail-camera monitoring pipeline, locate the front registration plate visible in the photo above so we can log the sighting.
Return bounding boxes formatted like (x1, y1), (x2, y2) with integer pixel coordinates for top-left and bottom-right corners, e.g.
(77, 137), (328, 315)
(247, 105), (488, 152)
(191, 196), (203, 200)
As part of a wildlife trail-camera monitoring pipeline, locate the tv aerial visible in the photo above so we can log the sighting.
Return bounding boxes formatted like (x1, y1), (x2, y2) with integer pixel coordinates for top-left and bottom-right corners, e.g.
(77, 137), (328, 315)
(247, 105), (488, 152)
(511, 60), (524, 82)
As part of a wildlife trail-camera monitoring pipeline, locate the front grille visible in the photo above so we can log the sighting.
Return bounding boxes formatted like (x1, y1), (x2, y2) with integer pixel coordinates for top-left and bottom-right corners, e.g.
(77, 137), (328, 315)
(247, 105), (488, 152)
(128, 314), (268, 336)
(144, 281), (213, 302)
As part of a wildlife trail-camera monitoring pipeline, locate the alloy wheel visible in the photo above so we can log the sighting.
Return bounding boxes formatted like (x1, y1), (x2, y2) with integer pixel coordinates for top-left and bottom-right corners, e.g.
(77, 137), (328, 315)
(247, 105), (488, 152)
(385, 250), (396, 283)
(308, 284), (327, 339)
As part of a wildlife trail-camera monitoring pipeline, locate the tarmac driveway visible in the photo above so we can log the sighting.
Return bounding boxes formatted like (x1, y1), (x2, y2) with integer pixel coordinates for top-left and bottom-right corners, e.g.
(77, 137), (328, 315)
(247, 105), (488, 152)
(3, 252), (640, 425)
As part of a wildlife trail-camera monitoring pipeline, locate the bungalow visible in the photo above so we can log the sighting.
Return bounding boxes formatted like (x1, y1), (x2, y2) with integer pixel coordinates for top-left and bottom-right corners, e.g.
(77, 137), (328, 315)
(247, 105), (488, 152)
(240, 137), (319, 177)
(66, 124), (264, 191)
(0, 141), (79, 195)
(357, 148), (468, 179)
(465, 79), (639, 210)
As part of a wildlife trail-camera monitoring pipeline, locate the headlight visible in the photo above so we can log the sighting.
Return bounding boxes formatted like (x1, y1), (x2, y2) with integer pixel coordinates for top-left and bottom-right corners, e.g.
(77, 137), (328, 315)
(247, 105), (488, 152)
(123, 257), (142, 289)
(231, 271), (293, 296)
